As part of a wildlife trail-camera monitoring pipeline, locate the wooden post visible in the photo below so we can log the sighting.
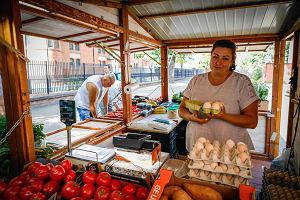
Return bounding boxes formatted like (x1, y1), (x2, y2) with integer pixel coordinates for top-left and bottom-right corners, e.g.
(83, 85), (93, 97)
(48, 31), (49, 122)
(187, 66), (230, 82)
(286, 31), (299, 148)
(0, 0), (35, 174)
(161, 45), (168, 102)
(119, 5), (132, 124)
(274, 40), (286, 156)
(271, 39), (284, 157)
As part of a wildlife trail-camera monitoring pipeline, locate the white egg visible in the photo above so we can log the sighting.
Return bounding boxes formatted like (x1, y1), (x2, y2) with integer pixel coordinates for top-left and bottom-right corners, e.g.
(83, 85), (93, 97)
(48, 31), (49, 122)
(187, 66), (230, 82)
(226, 139), (235, 150)
(220, 163), (228, 172)
(211, 102), (222, 115)
(237, 142), (248, 153)
(239, 152), (248, 163)
(197, 137), (206, 144)
(205, 143), (214, 153)
(212, 140), (220, 147)
(233, 166), (240, 174)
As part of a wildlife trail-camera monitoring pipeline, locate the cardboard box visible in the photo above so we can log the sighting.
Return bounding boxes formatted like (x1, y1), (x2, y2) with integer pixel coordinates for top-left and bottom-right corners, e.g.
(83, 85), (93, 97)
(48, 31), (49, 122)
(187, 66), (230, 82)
(147, 169), (255, 200)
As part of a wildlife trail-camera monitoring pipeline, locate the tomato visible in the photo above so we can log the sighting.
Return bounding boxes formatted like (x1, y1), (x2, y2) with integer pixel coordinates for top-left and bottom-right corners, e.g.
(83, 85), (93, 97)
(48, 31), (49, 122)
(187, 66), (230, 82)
(30, 192), (47, 200)
(94, 186), (111, 200)
(20, 171), (30, 181)
(19, 186), (35, 200)
(0, 181), (8, 195)
(110, 179), (122, 191)
(9, 176), (25, 187)
(60, 160), (73, 172)
(121, 184), (136, 196)
(29, 178), (44, 193)
(82, 170), (98, 184)
(28, 162), (42, 176)
(96, 172), (112, 187)
(61, 181), (81, 199)
(42, 180), (60, 197)
(110, 190), (124, 200)
(46, 163), (54, 170)
(80, 184), (95, 199)
(70, 197), (84, 200)
(35, 165), (50, 179)
(64, 170), (77, 182)
(135, 187), (149, 200)
(3, 186), (21, 199)
(124, 195), (136, 200)
(50, 165), (66, 181)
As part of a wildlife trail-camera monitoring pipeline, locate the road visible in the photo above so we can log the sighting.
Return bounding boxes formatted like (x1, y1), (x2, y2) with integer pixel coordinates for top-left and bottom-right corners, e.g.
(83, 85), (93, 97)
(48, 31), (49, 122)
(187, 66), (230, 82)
(30, 78), (191, 133)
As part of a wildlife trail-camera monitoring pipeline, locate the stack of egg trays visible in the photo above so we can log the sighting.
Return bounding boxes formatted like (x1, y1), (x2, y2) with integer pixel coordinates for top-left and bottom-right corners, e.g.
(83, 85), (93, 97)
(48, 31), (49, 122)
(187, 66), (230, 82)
(261, 168), (300, 199)
(187, 145), (252, 188)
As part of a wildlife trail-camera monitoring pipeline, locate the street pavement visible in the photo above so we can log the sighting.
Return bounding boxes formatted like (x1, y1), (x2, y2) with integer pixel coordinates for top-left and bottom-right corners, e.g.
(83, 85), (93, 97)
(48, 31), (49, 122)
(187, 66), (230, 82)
(30, 78), (191, 133)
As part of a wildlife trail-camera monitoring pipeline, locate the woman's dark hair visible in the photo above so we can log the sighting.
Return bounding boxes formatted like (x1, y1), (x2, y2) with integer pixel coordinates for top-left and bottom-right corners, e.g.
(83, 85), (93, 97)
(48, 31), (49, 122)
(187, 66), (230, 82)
(211, 40), (237, 71)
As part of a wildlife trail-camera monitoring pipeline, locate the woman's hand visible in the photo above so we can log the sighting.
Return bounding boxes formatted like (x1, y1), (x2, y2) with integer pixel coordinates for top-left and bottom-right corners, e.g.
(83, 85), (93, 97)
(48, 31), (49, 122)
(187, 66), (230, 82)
(192, 111), (211, 124)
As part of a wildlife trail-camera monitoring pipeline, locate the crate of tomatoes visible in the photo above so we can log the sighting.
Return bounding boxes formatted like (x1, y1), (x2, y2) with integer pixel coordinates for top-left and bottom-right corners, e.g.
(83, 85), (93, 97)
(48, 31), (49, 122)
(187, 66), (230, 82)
(0, 159), (149, 200)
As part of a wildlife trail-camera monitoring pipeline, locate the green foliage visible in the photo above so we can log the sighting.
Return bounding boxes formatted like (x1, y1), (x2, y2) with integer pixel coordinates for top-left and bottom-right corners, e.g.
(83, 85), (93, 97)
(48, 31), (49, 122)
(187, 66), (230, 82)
(0, 115), (7, 139)
(172, 91), (183, 103)
(253, 81), (269, 101)
(32, 123), (45, 143)
(198, 54), (210, 70)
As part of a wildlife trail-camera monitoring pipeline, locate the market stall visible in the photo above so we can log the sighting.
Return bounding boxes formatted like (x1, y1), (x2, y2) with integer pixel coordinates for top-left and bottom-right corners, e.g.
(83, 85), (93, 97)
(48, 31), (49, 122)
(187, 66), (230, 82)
(1, 0), (300, 199)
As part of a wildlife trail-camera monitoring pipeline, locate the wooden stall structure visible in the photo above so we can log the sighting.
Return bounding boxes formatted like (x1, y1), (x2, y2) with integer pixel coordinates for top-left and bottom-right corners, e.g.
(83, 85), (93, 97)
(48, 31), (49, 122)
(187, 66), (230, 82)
(1, 0), (300, 175)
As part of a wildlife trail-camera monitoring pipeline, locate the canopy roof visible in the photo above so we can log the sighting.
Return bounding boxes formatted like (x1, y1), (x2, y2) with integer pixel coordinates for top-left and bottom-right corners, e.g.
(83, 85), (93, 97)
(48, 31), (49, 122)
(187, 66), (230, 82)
(20, 0), (299, 52)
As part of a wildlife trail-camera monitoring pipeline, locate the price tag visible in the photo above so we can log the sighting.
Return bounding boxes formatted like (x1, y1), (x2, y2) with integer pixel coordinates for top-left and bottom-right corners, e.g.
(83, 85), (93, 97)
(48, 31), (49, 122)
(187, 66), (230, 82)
(59, 100), (76, 126)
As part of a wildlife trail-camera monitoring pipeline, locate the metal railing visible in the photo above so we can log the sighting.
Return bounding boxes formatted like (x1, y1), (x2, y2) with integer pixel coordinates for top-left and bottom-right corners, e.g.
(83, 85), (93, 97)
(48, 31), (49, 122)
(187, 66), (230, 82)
(26, 61), (202, 95)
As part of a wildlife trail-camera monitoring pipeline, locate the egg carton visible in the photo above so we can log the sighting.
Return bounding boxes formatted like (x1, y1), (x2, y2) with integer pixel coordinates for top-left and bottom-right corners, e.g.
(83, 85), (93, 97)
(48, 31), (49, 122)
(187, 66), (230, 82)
(189, 138), (252, 169)
(187, 169), (250, 188)
(188, 160), (252, 179)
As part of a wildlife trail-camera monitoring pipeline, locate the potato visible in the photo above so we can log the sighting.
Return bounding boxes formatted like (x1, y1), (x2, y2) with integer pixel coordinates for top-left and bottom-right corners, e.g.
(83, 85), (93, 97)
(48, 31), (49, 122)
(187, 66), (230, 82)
(162, 186), (182, 197)
(159, 195), (169, 200)
(183, 183), (222, 200)
(172, 189), (193, 200)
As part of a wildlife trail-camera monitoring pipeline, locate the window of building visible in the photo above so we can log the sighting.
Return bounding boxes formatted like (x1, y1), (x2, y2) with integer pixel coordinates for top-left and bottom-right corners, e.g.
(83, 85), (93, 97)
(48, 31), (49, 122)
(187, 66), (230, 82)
(75, 44), (80, 51)
(76, 59), (81, 67)
(54, 40), (59, 48)
(47, 40), (53, 48)
(102, 61), (106, 67)
(102, 49), (105, 54)
(70, 58), (75, 67)
(69, 43), (74, 50)
(98, 48), (101, 54)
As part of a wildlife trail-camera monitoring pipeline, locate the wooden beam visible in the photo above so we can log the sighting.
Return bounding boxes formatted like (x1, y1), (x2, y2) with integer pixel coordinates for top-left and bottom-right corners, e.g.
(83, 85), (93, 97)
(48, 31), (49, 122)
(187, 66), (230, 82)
(67, 0), (122, 8)
(22, 16), (45, 25)
(161, 46), (168, 102)
(169, 42), (273, 49)
(139, 0), (292, 19)
(270, 40), (281, 157)
(286, 31), (299, 148)
(88, 38), (120, 46)
(131, 46), (154, 51)
(279, 0), (300, 38)
(20, 4), (118, 37)
(57, 31), (94, 40)
(21, 31), (76, 43)
(119, 5), (132, 124)
(21, 0), (124, 33)
(78, 36), (111, 43)
(126, 0), (168, 6)
(163, 34), (278, 46)
(131, 48), (155, 53)
(128, 30), (160, 47)
(128, 7), (161, 41)
(0, 0), (35, 175)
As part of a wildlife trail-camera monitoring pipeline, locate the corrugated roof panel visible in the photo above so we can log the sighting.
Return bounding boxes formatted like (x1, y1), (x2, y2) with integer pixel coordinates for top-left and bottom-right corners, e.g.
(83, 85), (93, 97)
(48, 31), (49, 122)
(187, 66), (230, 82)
(128, 16), (153, 39)
(260, 5), (279, 33)
(21, 12), (35, 21)
(21, 20), (88, 38)
(224, 10), (235, 36)
(270, 4), (290, 32)
(57, 0), (119, 25)
(70, 33), (109, 42)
